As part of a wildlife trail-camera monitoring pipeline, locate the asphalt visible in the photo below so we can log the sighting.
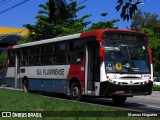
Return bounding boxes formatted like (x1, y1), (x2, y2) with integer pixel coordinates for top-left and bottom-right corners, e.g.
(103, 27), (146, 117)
(132, 91), (160, 102)
(0, 84), (160, 101)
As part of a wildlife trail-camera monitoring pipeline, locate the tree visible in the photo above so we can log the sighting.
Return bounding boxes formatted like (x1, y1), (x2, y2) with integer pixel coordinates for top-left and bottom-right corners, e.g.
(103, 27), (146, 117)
(140, 28), (160, 77)
(101, 12), (108, 21)
(132, 11), (160, 76)
(58, 1), (91, 36)
(49, 0), (142, 21)
(130, 10), (160, 33)
(24, 1), (91, 41)
(130, 10), (144, 31)
(88, 21), (118, 30)
(88, 13), (119, 30)
(24, 1), (121, 41)
(101, 12), (108, 17)
(48, 0), (67, 23)
(116, 0), (144, 20)
(0, 52), (6, 73)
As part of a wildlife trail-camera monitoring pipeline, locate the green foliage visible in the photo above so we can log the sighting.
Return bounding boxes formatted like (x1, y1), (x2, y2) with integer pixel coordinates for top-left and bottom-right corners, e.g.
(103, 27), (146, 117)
(0, 89), (117, 112)
(140, 29), (160, 76)
(153, 85), (160, 91)
(88, 20), (119, 30)
(116, 0), (142, 20)
(24, 1), (91, 41)
(0, 52), (6, 73)
(131, 10), (160, 32)
(0, 89), (145, 119)
(140, 28), (160, 49)
(48, 0), (67, 23)
(140, 28), (154, 37)
(18, 34), (35, 44)
(88, 13), (119, 30)
(134, 11), (160, 76)
(23, 1), (120, 42)
(101, 12), (108, 17)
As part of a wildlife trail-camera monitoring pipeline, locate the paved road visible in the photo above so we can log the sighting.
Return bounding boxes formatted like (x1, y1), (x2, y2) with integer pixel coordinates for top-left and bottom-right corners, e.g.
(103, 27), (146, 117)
(85, 91), (160, 113)
(125, 91), (160, 112)
(128, 91), (160, 105)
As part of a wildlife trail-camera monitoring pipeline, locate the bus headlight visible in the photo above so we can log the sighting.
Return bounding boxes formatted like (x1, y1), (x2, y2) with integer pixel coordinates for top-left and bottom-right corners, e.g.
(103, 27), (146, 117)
(107, 79), (113, 83)
(107, 79), (117, 84)
(146, 80), (151, 83)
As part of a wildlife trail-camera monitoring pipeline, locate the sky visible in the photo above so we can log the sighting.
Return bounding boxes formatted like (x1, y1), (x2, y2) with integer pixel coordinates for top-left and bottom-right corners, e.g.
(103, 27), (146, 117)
(0, 0), (160, 30)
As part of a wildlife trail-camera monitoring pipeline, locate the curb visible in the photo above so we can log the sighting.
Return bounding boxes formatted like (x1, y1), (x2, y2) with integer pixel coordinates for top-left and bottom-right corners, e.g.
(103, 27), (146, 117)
(151, 91), (160, 97)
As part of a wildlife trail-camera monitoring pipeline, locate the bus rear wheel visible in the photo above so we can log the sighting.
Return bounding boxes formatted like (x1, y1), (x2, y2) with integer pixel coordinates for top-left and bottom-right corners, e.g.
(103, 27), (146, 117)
(70, 82), (81, 101)
(112, 96), (127, 105)
(23, 79), (29, 93)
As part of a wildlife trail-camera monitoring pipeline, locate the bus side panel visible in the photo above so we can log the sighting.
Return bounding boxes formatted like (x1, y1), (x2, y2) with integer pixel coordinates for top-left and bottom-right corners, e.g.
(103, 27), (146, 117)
(6, 67), (14, 87)
(20, 65), (70, 94)
(93, 62), (106, 96)
(100, 62), (107, 82)
(150, 64), (154, 81)
(67, 62), (85, 94)
(6, 78), (14, 87)
(20, 65), (70, 80)
(28, 79), (69, 94)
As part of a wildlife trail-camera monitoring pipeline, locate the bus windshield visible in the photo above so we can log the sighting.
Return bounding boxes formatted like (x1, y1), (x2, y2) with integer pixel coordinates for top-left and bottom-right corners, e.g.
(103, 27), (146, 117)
(102, 32), (150, 74)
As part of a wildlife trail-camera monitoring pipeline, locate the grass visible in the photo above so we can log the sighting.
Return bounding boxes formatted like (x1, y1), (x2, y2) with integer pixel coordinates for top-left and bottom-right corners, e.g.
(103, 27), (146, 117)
(0, 89), (158, 120)
(153, 84), (160, 91)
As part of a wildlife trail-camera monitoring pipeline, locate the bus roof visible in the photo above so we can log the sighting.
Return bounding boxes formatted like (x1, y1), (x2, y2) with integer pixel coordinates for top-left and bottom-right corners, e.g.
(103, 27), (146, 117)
(8, 29), (146, 49)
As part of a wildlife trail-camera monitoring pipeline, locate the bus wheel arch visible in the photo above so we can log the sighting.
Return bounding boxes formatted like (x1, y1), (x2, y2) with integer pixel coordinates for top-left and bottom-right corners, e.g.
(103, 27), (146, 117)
(69, 78), (82, 101)
(22, 76), (29, 93)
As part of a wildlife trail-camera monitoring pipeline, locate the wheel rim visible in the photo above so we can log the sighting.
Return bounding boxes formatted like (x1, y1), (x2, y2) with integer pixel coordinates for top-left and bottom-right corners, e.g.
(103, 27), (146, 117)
(72, 87), (79, 98)
(23, 80), (28, 92)
(24, 84), (27, 92)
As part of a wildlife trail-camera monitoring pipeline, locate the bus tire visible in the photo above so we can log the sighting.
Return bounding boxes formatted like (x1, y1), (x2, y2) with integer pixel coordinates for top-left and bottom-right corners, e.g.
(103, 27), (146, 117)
(23, 79), (29, 93)
(70, 82), (81, 101)
(112, 96), (127, 105)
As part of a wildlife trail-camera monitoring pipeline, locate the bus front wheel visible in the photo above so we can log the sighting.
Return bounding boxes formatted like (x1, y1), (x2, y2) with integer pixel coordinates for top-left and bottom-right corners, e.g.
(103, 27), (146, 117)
(70, 82), (81, 101)
(112, 96), (127, 105)
(23, 79), (29, 93)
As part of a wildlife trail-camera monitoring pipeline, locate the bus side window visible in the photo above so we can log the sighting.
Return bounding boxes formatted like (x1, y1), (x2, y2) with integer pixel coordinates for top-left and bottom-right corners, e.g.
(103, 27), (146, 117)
(69, 39), (84, 64)
(52, 44), (56, 64)
(54, 42), (67, 64)
(8, 51), (15, 67)
(41, 44), (52, 65)
(21, 48), (28, 66)
(29, 46), (40, 65)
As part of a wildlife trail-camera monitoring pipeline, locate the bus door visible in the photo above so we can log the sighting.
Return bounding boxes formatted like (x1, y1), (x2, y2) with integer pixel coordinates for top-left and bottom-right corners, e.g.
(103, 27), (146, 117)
(85, 41), (100, 94)
(14, 50), (21, 88)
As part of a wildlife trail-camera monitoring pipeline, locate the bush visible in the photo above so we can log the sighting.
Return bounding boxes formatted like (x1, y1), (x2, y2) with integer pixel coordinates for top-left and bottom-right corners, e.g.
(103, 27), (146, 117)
(0, 52), (6, 73)
(153, 84), (160, 91)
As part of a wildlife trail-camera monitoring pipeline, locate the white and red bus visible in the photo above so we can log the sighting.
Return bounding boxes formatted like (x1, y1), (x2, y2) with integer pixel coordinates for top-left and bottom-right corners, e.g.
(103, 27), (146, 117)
(6, 29), (153, 104)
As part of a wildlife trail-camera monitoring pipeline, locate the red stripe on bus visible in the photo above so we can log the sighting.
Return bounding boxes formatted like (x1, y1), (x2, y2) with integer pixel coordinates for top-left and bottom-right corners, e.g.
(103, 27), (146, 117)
(80, 30), (105, 42)
(67, 61), (85, 93)
(148, 46), (153, 64)
(7, 46), (13, 50)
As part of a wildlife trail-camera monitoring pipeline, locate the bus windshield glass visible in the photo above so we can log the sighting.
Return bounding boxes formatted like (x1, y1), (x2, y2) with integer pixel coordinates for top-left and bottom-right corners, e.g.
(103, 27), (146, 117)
(102, 32), (150, 74)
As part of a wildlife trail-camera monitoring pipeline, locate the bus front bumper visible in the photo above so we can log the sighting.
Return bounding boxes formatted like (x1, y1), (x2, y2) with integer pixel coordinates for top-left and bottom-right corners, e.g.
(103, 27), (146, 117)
(100, 81), (153, 97)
